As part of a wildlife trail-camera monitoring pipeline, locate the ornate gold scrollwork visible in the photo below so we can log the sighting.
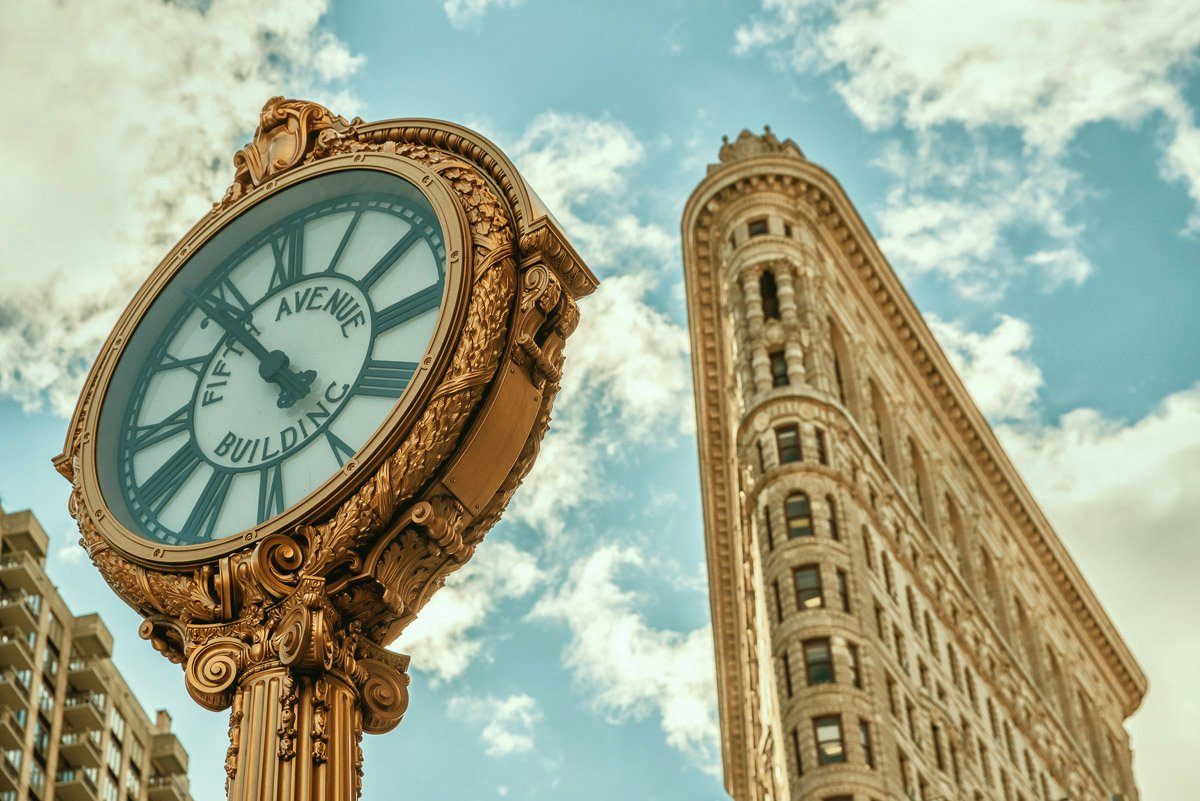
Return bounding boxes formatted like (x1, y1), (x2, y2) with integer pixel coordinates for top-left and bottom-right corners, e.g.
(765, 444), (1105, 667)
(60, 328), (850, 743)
(185, 636), (249, 711)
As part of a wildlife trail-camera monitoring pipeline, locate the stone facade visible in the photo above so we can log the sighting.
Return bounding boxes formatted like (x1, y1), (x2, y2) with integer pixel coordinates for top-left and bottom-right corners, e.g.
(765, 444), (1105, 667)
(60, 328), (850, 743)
(0, 507), (193, 801)
(681, 129), (1146, 801)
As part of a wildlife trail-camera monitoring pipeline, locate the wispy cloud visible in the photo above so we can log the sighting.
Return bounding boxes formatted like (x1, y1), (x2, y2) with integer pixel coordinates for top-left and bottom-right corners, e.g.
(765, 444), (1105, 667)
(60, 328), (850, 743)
(927, 314), (1042, 421)
(396, 541), (543, 683)
(448, 693), (542, 756)
(736, 0), (1200, 292)
(0, 0), (361, 416)
(530, 545), (719, 774)
(442, 0), (524, 29)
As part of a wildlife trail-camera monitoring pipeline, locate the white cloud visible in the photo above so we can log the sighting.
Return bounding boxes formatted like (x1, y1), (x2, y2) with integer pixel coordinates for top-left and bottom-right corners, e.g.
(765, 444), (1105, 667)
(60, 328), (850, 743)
(927, 314), (1042, 421)
(506, 271), (693, 537)
(0, 0), (361, 416)
(559, 273), (694, 439)
(872, 137), (1092, 297)
(510, 112), (675, 272)
(442, 0), (523, 29)
(530, 545), (719, 772)
(396, 541), (543, 683)
(998, 385), (1200, 801)
(736, 0), (1200, 293)
(448, 693), (542, 756)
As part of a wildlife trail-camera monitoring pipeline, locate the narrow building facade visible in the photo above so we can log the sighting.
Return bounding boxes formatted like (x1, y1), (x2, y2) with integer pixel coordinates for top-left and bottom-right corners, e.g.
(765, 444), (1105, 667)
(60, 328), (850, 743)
(681, 129), (1146, 801)
(0, 506), (193, 801)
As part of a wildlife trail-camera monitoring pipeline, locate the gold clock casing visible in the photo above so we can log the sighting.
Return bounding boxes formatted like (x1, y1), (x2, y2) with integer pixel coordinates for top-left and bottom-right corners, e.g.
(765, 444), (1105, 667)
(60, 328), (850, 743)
(73, 153), (472, 567)
(54, 102), (595, 801)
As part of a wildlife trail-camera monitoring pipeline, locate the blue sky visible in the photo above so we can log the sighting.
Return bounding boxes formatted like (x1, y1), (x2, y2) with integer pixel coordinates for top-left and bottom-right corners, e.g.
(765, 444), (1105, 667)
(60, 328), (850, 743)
(1, 1), (1198, 799)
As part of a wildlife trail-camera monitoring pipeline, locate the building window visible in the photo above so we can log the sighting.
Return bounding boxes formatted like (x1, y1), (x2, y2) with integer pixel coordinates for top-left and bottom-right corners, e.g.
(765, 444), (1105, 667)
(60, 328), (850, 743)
(887, 675), (899, 717)
(835, 569), (851, 612)
(895, 628), (908, 671)
(748, 217), (770, 237)
(803, 638), (834, 685)
(814, 716), (847, 765)
(826, 495), (840, 541)
(784, 222), (794, 238)
(769, 350), (788, 387)
(814, 428), (828, 464)
(847, 643), (862, 688)
(776, 425), (801, 463)
(793, 565), (823, 610)
(763, 510), (775, 551)
(773, 579), (784, 623)
(785, 492), (813, 538)
(862, 528), (874, 570)
(760, 270), (780, 318)
(791, 727), (803, 777)
(756, 440), (766, 472)
(859, 720), (875, 768)
(905, 699), (917, 742)
(882, 553), (895, 597)
(782, 650), (794, 697)
(924, 610), (937, 653)
(932, 723), (945, 770)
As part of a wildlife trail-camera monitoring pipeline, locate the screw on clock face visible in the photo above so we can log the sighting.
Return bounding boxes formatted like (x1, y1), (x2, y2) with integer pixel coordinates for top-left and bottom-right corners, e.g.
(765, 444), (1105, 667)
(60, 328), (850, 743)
(184, 288), (317, 409)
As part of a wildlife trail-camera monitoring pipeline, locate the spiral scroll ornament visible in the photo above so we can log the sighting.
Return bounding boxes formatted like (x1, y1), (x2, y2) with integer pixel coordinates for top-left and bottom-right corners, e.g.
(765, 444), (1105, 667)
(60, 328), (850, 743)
(185, 637), (249, 710)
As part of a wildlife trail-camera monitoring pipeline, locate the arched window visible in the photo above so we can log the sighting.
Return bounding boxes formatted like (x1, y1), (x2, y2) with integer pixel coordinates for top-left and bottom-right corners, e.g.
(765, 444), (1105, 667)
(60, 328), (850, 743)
(945, 494), (973, 580)
(908, 437), (930, 522)
(785, 492), (813, 538)
(760, 270), (780, 319)
(1046, 648), (1074, 728)
(825, 494), (840, 541)
(868, 380), (891, 466)
(828, 317), (853, 407)
(1012, 598), (1044, 686)
(978, 548), (1010, 637)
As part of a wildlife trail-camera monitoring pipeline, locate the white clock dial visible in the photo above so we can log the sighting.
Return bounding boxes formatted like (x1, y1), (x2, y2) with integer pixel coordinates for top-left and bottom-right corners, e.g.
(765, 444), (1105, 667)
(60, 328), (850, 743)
(103, 173), (446, 546)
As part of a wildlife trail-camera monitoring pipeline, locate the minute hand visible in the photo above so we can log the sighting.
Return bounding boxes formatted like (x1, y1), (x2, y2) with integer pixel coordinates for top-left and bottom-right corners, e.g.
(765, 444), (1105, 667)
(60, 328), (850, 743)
(185, 289), (315, 408)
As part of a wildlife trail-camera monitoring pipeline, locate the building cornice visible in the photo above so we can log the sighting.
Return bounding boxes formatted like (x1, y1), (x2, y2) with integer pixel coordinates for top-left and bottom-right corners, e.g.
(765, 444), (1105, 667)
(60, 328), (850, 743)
(682, 154), (1147, 719)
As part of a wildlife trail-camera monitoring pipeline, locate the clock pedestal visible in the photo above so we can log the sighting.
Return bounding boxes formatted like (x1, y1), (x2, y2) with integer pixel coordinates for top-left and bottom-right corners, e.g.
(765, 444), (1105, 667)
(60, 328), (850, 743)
(57, 97), (597, 801)
(176, 576), (409, 800)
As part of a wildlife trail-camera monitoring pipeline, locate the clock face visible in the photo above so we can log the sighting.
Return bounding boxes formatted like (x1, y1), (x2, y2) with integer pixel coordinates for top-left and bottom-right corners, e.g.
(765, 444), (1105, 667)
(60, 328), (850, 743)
(96, 170), (447, 546)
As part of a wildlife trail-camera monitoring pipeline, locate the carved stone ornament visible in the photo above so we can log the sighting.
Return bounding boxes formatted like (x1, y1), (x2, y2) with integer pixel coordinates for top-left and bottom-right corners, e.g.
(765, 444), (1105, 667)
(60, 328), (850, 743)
(55, 98), (597, 801)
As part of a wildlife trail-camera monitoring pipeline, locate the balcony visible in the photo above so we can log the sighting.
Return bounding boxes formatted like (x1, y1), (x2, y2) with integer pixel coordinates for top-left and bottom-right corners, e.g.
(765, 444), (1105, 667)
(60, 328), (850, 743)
(148, 773), (190, 801)
(0, 751), (19, 793)
(0, 591), (39, 631)
(55, 768), (99, 801)
(0, 509), (49, 561)
(0, 629), (33, 671)
(62, 693), (106, 731)
(151, 731), (188, 775)
(0, 668), (29, 709)
(67, 658), (107, 694)
(59, 730), (103, 768)
(71, 614), (113, 659)
(0, 552), (40, 594)
(0, 712), (25, 750)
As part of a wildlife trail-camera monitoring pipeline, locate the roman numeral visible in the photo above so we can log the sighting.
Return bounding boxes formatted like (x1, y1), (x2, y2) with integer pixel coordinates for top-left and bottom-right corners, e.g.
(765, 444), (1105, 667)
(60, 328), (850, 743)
(138, 444), (202, 514)
(360, 228), (421, 289)
(325, 431), (357, 467)
(257, 463), (285, 524)
(156, 353), (207, 376)
(325, 209), (363, 273)
(357, 360), (417, 398)
(269, 225), (304, 290)
(130, 405), (190, 452)
(210, 276), (253, 317)
(179, 470), (232, 542)
(375, 283), (442, 334)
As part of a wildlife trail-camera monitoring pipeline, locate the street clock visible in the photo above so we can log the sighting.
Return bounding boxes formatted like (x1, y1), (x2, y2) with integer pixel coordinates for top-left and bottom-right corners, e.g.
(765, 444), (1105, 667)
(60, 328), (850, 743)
(55, 98), (596, 800)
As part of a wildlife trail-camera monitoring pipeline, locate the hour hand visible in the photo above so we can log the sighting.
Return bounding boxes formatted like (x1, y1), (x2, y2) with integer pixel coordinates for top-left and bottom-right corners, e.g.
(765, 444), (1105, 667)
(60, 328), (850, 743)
(258, 350), (317, 408)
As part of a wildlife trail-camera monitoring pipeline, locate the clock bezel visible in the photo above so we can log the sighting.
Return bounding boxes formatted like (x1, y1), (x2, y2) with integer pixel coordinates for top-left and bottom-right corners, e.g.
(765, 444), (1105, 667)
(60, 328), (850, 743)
(74, 153), (472, 567)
